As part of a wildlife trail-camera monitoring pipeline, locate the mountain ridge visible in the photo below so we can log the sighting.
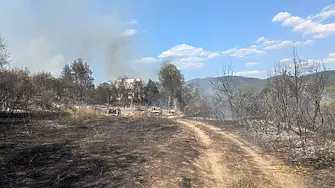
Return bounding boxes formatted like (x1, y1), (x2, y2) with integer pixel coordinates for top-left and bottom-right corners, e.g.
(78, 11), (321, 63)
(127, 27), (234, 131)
(186, 70), (335, 97)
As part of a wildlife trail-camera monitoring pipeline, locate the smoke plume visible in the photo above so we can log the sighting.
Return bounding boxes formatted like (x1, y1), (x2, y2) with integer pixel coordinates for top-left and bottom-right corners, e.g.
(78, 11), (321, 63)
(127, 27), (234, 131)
(0, 0), (153, 82)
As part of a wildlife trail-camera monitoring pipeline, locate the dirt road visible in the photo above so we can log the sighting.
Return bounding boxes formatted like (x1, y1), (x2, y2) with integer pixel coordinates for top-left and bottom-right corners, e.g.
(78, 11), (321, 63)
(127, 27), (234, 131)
(174, 118), (307, 188)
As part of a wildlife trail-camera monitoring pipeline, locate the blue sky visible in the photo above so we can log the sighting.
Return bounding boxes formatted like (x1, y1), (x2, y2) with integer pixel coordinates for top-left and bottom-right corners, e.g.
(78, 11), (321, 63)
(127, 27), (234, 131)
(0, 0), (334, 83)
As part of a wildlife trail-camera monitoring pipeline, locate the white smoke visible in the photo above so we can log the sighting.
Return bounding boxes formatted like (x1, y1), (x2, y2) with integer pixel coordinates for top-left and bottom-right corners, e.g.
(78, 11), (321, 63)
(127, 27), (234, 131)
(0, 0), (156, 81)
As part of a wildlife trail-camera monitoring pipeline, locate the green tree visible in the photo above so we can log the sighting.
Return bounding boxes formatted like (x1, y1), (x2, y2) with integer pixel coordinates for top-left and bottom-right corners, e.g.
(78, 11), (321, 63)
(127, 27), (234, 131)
(50, 77), (65, 101)
(70, 58), (95, 101)
(96, 82), (113, 104)
(61, 64), (72, 80)
(143, 79), (159, 105)
(158, 63), (184, 108)
(61, 64), (75, 100)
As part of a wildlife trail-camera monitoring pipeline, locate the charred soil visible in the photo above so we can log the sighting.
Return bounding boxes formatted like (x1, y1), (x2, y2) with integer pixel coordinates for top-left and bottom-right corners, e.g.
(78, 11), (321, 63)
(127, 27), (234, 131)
(0, 117), (200, 188)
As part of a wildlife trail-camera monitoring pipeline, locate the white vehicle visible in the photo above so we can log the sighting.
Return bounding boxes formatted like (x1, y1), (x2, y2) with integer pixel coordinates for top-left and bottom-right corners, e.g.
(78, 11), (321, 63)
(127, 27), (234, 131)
(150, 107), (162, 116)
(168, 109), (175, 115)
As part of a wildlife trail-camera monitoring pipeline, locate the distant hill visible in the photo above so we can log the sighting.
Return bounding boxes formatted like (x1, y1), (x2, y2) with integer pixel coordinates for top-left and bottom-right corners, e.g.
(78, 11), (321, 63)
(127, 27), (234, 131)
(187, 76), (266, 97)
(186, 70), (335, 97)
(307, 70), (335, 85)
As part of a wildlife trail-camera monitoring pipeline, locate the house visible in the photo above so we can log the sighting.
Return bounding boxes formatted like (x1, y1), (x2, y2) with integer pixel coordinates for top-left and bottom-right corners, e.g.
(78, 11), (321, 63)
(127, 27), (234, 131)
(114, 78), (142, 104)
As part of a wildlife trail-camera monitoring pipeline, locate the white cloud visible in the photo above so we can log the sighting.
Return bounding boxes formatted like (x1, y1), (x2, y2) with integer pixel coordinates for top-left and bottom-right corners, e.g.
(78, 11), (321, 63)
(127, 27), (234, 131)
(272, 12), (291, 22)
(155, 42), (265, 69)
(219, 40), (305, 57)
(208, 45), (265, 58)
(262, 39), (313, 50)
(230, 45), (265, 57)
(256, 36), (266, 43)
(263, 39), (280, 45)
(171, 57), (204, 69)
(135, 57), (159, 64)
(178, 57), (206, 62)
(303, 40), (314, 45)
(272, 4), (335, 38)
(216, 38), (296, 58)
(175, 61), (204, 69)
(324, 53), (335, 63)
(160, 37), (312, 65)
(122, 29), (137, 36)
(256, 37), (280, 46)
(307, 4), (335, 22)
(208, 52), (221, 59)
(245, 62), (259, 67)
(221, 48), (237, 55)
(234, 70), (267, 77)
(155, 44), (210, 70)
(128, 19), (138, 24)
(280, 58), (292, 63)
(264, 40), (294, 50)
(158, 44), (209, 58)
(155, 36), (314, 70)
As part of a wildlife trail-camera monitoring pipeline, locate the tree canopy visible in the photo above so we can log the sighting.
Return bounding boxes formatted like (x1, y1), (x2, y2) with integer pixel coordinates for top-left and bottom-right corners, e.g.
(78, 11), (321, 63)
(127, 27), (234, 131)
(158, 63), (184, 94)
(143, 79), (159, 105)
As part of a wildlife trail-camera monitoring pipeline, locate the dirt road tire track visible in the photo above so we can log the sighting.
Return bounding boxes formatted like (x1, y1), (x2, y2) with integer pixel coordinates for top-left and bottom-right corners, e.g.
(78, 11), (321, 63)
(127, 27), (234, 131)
(176, 118), (308, 188)
(176, 119), (231, 187)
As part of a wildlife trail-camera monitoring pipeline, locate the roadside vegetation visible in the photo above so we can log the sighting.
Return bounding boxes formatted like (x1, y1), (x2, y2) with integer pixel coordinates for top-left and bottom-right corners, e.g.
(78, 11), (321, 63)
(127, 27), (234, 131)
(208, 46), (335, 187)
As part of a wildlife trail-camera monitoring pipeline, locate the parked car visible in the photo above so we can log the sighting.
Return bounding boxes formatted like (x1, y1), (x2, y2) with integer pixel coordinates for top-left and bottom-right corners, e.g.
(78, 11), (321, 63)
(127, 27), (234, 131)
(107, 107), (121, 116)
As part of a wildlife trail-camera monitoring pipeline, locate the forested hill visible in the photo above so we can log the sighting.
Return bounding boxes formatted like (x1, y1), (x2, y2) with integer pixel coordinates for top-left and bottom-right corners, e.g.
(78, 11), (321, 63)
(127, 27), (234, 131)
(187, 70), (335, 97)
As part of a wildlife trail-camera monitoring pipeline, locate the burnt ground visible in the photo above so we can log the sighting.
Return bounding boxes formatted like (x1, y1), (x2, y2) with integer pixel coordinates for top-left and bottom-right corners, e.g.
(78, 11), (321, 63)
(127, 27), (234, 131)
(207, 119), (335, 188)
(0, 117), (201, 188)
(2, 115), (332, 188)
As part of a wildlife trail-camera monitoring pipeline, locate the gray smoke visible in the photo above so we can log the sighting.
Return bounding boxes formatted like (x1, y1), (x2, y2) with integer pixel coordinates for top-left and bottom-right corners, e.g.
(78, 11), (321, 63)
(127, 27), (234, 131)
(0, 0), (155, 81)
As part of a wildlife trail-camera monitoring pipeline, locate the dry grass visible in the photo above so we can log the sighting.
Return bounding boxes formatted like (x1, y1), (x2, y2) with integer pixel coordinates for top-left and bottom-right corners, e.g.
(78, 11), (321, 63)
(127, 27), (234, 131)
(139, 110), (150, 117)
(59, 105), (73, 115)
(60, 106), (103, 125)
